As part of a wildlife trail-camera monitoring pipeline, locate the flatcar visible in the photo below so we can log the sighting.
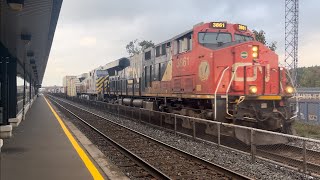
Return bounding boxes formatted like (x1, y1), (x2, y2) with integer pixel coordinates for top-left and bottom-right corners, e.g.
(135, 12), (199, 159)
(100, 22), (295, 144)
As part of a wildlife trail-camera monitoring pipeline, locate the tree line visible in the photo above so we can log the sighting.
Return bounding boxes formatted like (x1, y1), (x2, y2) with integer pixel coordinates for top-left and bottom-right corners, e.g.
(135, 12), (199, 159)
(297, 66), (320, 87)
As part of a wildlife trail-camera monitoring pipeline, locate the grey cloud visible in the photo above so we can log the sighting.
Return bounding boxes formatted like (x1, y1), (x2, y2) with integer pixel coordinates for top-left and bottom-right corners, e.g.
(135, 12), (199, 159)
(44, 0), (320, 86)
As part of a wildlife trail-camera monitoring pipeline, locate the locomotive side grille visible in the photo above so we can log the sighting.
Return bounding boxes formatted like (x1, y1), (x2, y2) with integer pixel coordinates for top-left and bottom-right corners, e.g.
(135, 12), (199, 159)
(173, 78), (181, 92)
(184, 77), (194, 92)
(160, 81), (169, 89)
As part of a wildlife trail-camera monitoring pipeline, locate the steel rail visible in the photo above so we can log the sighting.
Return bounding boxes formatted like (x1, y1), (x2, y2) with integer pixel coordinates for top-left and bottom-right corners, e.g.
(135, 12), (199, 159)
(257, 144), (320, 174)
(48, 95), (251, 180)
(257, 149), (320, 174)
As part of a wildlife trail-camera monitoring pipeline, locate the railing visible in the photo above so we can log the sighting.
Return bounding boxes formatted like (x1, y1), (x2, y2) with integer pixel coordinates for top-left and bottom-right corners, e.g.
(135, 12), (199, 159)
(50, 93), (320, 177)
(214, 66), (229, 121)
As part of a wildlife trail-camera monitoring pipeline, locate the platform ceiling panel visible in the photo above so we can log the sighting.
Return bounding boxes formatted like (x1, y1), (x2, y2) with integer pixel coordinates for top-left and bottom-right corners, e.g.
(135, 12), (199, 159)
(0, 0), (62, 84)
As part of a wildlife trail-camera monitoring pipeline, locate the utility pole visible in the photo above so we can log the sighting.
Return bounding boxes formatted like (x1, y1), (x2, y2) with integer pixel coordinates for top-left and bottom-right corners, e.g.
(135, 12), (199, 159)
(285, 0), (299, 87)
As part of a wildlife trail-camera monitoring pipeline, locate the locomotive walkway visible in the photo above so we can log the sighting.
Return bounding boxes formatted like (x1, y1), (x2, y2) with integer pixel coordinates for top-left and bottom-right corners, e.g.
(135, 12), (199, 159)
(0, 95), (106, 180)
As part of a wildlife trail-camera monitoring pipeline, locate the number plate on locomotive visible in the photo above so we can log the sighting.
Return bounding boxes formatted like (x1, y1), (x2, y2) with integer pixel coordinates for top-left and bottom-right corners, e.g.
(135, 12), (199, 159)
(236, 24), (247, 31)
(211, 22), (227, 29)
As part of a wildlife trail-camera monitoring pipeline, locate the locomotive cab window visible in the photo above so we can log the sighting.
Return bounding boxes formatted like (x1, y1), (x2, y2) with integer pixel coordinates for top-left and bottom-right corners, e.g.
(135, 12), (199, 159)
(198, 32), (232, 44)
(198, 32), (232, 49)
(235, 34), (254, 42)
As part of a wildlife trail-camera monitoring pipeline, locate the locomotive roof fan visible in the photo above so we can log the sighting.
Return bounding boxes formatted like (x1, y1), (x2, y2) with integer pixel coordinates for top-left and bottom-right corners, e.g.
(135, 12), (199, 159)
(7, 0), (24, 11)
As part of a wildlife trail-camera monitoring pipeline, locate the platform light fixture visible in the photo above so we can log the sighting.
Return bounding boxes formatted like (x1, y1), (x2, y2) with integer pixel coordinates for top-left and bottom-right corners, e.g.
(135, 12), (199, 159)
(27, 51), (34, 57)
(7, 0), (24, 11)
(21, 33), (31, 45)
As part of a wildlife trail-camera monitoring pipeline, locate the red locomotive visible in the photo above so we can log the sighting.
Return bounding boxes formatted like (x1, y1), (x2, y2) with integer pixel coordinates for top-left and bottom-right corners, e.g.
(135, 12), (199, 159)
(91, 22), (295, 144)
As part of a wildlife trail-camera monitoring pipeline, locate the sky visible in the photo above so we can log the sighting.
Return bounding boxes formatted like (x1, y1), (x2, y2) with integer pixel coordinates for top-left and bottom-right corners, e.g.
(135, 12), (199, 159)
(42, 0), (320, 86)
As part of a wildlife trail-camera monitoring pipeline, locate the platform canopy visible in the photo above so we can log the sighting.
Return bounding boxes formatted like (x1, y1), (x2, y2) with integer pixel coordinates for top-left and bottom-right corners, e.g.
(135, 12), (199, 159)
(0, 0), (62, 85)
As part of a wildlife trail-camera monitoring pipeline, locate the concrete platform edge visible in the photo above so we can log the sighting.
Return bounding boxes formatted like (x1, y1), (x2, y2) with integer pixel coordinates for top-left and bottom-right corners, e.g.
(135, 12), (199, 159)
(0, 139), (3, 151)
(0, 125), (12, 138)
(64, 118), (129, 180)
(9, 117), (21, 127)
(16, 113), (23, 123)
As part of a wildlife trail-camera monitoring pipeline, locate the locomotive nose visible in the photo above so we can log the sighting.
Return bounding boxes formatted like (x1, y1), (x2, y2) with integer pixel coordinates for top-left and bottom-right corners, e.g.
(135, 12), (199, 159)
(231, 42), (281, 95)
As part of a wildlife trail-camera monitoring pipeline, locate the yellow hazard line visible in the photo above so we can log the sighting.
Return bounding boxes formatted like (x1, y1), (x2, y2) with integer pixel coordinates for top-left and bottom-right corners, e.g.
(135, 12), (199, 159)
(44, 96), (104, 180)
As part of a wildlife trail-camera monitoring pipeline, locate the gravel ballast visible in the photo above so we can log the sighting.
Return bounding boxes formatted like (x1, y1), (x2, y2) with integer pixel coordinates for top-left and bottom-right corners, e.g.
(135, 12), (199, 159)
(53, 96), (317, 180)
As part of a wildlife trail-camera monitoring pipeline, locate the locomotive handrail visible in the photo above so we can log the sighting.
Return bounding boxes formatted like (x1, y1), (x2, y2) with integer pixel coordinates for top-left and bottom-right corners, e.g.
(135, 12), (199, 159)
(225, 65), (240, 116)
(214, 66), (230, 121)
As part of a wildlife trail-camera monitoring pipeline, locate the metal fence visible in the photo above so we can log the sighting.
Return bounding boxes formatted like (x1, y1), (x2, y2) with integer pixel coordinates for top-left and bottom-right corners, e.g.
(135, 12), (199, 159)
(51, 94), (320, 177)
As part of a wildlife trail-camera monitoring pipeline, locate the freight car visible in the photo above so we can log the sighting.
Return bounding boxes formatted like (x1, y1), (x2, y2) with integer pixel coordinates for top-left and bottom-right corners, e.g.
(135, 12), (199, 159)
(103, 22), (296, 144)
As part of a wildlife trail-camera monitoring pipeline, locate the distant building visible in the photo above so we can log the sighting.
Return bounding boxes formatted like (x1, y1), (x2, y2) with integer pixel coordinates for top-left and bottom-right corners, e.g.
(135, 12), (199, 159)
(63, 76), (77, 96)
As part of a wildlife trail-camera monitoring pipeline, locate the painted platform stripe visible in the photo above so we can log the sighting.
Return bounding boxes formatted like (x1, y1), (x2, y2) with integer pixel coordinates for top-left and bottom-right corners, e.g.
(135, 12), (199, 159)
(44, 97), (104, 180)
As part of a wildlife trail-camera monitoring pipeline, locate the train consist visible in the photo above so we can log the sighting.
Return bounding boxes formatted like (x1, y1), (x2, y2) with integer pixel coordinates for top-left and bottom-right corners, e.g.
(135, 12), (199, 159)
(65, 22), (295, 144)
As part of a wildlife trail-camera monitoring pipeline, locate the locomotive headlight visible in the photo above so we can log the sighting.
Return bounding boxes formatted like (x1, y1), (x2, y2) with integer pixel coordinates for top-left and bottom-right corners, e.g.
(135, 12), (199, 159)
(252, 45), (259, 59)
(285, 86), (294, 94)
(252, 52), (258, 58)
(252, 46), (258, 52)
(249, 86), (258, 94)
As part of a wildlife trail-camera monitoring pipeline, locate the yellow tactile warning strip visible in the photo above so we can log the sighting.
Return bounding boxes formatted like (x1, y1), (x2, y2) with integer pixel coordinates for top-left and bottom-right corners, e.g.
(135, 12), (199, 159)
(44, 96), (104, 180)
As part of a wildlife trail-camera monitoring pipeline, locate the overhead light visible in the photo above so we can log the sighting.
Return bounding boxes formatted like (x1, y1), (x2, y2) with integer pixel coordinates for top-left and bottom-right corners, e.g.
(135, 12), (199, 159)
(7, 0), (24, 11)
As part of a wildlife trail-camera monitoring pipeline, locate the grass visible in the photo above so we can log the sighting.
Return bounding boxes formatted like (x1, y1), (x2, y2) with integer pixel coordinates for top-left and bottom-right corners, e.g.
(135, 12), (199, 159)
(293, 121), (320, 139)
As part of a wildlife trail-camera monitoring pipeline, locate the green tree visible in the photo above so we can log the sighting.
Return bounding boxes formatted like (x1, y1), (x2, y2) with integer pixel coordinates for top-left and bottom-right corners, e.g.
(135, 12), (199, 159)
(296, 66), (320, 87)
(126, 39), (140, 56)
(126, 39), (155, 56)
(252, 30), (277, 51)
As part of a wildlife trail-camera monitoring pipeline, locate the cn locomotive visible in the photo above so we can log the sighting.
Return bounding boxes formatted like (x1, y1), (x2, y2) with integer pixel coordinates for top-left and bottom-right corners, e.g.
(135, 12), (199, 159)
(80, 22), (296, 144)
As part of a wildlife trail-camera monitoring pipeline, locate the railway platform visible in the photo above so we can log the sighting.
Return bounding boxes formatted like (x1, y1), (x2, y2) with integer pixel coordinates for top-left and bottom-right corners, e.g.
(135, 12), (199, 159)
(0, 95), (107, 180)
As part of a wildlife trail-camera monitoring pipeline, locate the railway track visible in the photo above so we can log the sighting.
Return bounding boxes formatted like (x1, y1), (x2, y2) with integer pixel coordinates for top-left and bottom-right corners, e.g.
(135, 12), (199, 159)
(49, 94), (320, 176)
(48, 95), (250, 180)
(256, 144), (320, 174)
(218, 135), (320, 175)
